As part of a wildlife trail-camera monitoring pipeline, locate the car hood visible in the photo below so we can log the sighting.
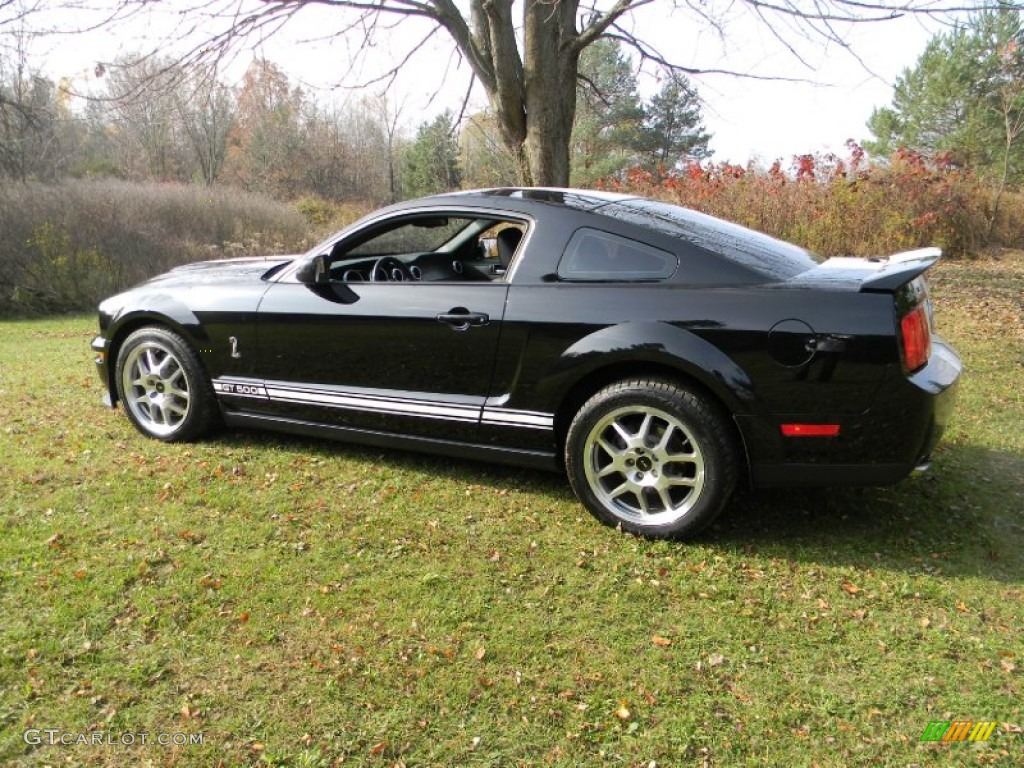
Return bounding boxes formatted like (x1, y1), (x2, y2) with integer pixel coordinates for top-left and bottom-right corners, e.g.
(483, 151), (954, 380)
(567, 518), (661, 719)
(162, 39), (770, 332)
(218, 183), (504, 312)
(142, 255), (298, 286)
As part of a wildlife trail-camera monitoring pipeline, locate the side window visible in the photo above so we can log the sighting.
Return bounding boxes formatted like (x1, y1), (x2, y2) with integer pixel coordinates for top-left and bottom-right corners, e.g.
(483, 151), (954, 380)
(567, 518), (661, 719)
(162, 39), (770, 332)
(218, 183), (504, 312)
(558, 228), (677, 281)
(320, 213), (530, 284)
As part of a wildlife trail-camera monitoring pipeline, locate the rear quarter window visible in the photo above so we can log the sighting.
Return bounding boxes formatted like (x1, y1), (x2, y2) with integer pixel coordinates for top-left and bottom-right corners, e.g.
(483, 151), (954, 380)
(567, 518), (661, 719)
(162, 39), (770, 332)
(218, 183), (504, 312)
(598, 199), (821, 281)
(558, 228), (677, 281)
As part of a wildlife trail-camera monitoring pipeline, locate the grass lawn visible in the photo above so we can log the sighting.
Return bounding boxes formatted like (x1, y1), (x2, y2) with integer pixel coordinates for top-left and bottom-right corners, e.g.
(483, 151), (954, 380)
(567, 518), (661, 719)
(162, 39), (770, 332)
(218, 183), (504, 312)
(0, 253), (1021, 767)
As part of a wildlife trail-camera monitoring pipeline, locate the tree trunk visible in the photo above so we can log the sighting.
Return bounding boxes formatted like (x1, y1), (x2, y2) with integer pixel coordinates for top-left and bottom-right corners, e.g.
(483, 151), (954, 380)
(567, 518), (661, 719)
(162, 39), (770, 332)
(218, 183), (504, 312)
(523, 0), (578, 187)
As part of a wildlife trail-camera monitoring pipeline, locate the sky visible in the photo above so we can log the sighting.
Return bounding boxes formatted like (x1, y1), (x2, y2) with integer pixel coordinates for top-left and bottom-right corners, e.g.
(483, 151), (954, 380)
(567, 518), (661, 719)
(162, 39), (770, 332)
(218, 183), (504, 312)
(17, 0), (955, 165)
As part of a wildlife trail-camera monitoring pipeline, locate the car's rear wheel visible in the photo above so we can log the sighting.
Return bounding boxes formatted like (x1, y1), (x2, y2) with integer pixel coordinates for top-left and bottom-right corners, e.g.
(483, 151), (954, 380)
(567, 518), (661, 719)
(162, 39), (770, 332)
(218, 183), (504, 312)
(565, 378), (737, 539)
(115, 326), (219, 442)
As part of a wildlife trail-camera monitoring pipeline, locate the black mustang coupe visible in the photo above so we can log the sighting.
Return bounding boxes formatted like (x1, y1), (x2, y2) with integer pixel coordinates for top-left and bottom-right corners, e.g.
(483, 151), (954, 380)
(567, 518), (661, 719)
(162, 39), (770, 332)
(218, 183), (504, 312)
(92, 188), (961, 538)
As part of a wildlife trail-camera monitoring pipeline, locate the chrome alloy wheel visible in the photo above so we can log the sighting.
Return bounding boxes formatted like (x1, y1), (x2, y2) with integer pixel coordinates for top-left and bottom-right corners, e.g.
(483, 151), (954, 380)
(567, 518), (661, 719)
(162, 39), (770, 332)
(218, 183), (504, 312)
(120, 341), (192, 437)
(582, 405), (706, 525)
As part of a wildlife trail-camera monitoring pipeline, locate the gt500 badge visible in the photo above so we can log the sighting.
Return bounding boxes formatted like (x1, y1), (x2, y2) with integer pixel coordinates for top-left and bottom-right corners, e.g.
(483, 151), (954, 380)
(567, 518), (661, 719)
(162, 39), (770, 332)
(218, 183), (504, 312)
(213, 379), (267, 398)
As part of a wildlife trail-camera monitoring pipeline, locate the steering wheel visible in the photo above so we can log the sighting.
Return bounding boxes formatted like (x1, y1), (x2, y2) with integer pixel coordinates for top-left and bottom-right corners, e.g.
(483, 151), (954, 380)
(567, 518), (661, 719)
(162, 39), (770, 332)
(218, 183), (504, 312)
(370, 256), (412, 282)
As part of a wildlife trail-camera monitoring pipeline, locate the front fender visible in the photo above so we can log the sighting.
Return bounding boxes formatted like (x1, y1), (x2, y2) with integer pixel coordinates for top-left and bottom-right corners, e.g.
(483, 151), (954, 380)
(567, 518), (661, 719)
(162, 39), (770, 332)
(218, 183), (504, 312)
(98, 298), (211, 404)
(540, 321), (758, 415)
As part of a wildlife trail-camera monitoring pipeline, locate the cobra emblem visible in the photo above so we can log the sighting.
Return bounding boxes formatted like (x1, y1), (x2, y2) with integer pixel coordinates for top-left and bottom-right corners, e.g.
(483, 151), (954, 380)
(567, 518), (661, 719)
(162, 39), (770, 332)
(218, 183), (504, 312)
(228, 336), (242, 359)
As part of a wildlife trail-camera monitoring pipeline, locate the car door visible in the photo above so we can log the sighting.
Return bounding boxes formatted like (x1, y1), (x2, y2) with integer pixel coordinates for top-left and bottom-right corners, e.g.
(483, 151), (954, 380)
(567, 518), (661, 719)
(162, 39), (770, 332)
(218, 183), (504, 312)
(250, 213), (514, 442)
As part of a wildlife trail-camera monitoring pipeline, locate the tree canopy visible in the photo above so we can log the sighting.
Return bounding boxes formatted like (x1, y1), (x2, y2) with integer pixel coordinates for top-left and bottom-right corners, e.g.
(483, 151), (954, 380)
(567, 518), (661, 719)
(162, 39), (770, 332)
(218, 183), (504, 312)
(866, 5), (1024, 183)
(403, 110), (461, 197)
(6, 0), (989, 188)
(570, 39), (711, 186)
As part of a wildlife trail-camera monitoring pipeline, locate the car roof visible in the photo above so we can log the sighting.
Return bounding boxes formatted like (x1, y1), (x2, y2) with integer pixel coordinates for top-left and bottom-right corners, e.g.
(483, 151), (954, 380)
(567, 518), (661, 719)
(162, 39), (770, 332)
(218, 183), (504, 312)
(425, 187), (639, 210)
(384, 187), (821, 281)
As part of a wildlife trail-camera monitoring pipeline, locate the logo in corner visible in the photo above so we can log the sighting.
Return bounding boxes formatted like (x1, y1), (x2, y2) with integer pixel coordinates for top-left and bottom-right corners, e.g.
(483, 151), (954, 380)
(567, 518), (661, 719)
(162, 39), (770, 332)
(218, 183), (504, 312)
(920, 720), (997, 742)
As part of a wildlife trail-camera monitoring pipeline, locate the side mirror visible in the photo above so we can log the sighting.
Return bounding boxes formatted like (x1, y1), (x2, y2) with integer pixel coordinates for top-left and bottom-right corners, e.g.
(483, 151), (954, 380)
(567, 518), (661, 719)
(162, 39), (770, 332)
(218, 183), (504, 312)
(297, 254), (330, 284)
(314, 254), (329, 284)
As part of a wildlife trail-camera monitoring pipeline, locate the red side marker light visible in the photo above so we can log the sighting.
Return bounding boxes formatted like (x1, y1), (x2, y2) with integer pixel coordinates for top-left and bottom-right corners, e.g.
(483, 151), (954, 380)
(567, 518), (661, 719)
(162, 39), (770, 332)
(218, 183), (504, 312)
(781, 423), (841, 437)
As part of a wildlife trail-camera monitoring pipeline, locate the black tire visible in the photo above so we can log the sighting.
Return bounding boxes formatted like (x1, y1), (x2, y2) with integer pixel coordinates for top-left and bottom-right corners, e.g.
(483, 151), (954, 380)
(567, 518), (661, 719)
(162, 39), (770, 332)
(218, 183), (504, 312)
(564, 378), (737, 539)
(114, 326), (220, 442)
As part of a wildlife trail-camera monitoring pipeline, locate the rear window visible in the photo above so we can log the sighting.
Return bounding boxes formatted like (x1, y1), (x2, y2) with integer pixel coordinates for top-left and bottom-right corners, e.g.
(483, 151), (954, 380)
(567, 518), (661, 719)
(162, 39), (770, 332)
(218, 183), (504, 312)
(599, 199), (822, 280)
(558, 228), (677, 281)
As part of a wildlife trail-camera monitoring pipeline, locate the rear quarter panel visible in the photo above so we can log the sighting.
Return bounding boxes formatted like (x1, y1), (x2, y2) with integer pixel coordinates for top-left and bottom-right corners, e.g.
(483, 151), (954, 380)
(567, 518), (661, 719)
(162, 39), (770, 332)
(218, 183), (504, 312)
(493, 283), (897, 444)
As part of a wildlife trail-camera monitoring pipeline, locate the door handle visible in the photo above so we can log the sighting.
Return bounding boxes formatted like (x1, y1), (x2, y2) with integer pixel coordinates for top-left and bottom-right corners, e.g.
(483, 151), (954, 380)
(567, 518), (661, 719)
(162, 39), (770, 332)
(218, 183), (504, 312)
(436, 310), (489, 330)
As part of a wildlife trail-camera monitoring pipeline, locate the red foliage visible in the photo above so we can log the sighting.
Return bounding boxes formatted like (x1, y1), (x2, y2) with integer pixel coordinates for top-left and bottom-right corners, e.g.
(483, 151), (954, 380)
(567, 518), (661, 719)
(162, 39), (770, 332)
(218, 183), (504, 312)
(599, 145), (1002, 258)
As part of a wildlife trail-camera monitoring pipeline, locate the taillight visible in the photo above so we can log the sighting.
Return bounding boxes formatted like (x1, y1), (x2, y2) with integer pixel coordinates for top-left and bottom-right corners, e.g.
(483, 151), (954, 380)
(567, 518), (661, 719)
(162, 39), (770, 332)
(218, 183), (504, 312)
(900, 303), (931, 372)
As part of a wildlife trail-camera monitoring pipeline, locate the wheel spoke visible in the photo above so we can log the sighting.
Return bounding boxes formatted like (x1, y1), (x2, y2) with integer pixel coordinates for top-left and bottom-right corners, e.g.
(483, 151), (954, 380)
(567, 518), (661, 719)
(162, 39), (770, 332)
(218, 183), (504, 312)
(164, 399), (187, 417)
(610, 420), (632, 445)
(656, 423), (675, 451)
(596, 436), (620, 459)
(166, 386), (189, 401)
(636, 413), (653, 443)
(657, 487), (675, 512)
(637, 489), (650, 514)
(606, 481), (631, 499)
(156, 353), (174, 376)
(145, 349), (160, 375)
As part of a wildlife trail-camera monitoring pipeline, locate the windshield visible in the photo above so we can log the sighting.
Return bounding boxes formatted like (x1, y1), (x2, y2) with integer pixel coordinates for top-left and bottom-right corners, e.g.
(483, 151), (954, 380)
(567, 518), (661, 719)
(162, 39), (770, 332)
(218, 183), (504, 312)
(344, 217), (475, 257)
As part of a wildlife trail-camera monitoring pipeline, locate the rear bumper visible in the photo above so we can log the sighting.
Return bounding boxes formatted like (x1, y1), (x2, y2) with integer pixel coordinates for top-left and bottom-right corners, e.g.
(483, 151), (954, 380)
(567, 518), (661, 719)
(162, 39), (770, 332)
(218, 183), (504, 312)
(745, 336), (961, 487)
(905, 337), (960, 463)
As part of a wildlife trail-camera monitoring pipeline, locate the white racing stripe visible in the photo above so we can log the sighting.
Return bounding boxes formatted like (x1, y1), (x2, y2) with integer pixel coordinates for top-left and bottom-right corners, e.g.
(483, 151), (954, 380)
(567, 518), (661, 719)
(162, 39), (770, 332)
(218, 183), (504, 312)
(213, 377), (553, 430)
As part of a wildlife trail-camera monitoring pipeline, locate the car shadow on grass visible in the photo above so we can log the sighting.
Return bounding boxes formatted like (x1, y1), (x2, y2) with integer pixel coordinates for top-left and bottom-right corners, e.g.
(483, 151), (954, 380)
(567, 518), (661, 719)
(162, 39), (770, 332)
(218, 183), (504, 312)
(702, 445), (1024, 584)
(215, 430), (1022, 584)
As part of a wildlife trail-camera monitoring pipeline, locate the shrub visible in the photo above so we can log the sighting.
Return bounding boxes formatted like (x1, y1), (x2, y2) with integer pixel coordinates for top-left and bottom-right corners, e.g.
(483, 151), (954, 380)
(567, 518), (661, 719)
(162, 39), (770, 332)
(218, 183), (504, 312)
(0, 180), (311, 316)
(293, 195), (373, 239)
(600, 144), (1020, 258)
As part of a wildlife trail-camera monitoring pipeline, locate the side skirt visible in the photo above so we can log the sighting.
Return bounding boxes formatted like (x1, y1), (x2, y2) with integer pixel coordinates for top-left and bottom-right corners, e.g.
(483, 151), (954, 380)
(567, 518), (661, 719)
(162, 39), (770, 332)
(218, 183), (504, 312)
(222, 410), (561, 472)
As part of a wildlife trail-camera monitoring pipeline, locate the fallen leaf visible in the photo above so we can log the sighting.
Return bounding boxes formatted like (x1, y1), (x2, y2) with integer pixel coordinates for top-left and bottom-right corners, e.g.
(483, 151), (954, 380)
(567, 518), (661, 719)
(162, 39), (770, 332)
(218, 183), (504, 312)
(708, 653), (725, 667)
(474, 647), (486, 661)
(841, 582), (861, 595)
(369, 741), (387, 755)
(651, 635), (672, 647)
(199, 575), (223, 590)
(615, 701), (631, 721)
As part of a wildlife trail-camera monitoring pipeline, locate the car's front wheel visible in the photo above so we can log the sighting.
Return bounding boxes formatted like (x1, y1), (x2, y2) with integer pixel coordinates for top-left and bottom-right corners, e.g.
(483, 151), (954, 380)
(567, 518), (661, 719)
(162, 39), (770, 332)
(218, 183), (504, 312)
(115, 326), (219, 442)
(565, 378), (737, 539)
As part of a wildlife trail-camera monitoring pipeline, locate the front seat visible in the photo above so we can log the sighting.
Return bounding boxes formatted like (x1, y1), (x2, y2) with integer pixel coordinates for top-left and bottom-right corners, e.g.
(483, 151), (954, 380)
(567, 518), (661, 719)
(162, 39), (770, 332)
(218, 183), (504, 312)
(495, 227), (523, 271)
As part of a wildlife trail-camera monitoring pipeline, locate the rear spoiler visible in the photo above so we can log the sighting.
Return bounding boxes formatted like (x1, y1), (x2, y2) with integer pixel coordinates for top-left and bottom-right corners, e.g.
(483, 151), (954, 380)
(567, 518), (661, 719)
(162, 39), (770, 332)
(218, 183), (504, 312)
(860, 248), (942, 292)
(789, 247), (942, 293)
